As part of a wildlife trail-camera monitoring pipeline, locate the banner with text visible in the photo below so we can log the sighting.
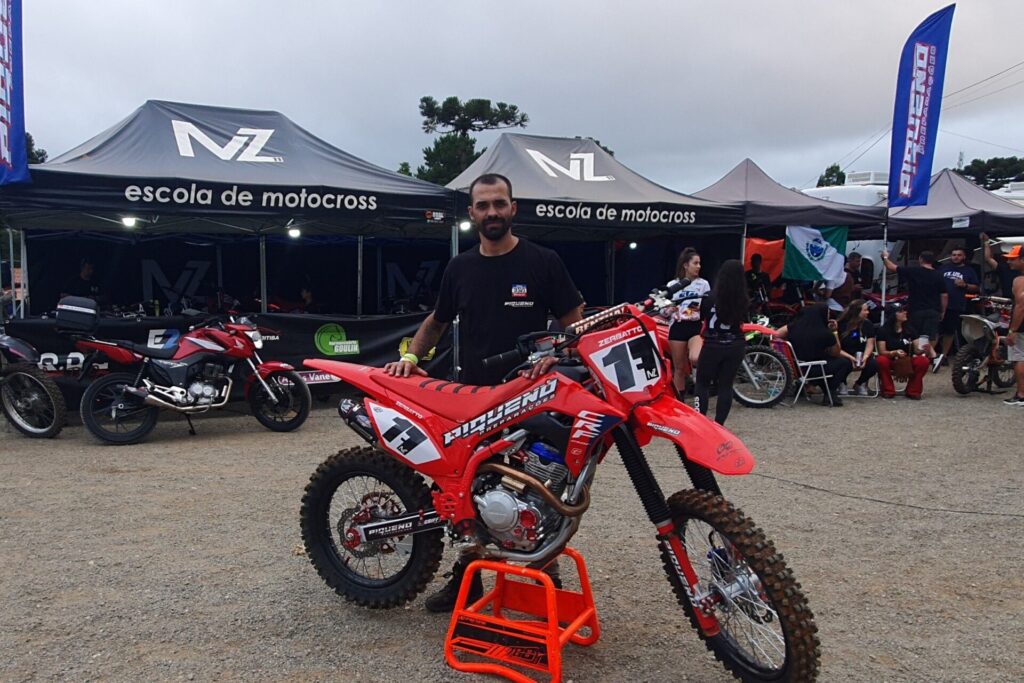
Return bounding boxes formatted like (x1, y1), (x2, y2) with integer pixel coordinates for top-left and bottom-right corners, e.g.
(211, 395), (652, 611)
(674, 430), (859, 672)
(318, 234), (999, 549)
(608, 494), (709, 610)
(0, 0), (29, 185)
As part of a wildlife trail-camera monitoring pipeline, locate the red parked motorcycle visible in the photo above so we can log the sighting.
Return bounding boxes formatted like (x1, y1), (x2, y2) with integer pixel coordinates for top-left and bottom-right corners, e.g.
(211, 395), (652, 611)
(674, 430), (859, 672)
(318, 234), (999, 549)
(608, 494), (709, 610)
(299, 302), (819, 681)
(56, 297), (310, 444)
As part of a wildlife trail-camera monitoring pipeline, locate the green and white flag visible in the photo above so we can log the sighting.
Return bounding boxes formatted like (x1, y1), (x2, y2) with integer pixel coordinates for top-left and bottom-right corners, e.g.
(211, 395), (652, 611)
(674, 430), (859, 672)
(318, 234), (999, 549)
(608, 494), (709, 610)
(782, 226), (848, 286)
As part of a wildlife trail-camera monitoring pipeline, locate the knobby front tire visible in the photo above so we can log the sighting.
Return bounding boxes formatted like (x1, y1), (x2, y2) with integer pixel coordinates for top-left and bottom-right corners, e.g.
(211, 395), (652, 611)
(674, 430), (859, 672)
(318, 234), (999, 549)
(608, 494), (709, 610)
(300, 446), (444, 608)
(661, 489), (820, 682)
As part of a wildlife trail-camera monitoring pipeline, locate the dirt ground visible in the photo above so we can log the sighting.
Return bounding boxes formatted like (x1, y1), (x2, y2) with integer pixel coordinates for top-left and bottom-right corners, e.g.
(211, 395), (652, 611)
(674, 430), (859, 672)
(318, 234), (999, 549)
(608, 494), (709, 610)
(2, 370), (1022, 683)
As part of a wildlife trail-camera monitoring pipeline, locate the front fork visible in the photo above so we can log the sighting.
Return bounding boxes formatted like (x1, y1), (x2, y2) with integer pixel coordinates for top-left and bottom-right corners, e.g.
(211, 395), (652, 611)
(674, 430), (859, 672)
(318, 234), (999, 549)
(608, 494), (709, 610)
(611, 426), (721, 636)
(247, 354), (279, 405)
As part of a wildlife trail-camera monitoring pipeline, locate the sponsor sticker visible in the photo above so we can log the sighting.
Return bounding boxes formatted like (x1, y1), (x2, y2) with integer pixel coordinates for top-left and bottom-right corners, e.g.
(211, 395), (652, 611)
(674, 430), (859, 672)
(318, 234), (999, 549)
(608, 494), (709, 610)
(511, 284), (528, 298)
(442, 378), (558, 446)
(315, 323), (360, 356)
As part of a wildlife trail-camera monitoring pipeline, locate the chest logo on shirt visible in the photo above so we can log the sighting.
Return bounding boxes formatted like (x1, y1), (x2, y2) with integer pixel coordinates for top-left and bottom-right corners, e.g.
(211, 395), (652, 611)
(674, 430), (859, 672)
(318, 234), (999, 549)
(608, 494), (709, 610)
(511, 284), (528, 298)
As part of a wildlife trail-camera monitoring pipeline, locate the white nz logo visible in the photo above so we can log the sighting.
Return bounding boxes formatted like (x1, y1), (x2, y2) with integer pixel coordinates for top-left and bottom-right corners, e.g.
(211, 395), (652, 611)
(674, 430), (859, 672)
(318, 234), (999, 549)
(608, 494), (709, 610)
(172, 120), (283, 163)
(526, 150), (614, 182)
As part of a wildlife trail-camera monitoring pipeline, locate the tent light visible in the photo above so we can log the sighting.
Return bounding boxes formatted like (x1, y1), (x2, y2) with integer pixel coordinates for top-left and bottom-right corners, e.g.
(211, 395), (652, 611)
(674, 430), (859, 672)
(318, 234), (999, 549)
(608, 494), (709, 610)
(458, 220), (472, 232)
(288, 227), (301, 238)
(121, 216), (138, 228)
(628, 241), (638, 250)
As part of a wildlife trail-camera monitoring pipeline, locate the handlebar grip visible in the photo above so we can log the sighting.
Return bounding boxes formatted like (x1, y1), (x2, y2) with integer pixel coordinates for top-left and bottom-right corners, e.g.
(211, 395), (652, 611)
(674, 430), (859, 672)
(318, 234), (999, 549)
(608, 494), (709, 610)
(481, 347), (526, 370)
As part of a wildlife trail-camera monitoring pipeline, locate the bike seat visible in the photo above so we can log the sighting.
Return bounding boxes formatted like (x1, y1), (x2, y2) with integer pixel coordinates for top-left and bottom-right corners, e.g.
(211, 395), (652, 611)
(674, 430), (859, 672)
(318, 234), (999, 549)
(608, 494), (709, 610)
(110, 339), (180, 360)
(368, 371), (538, 424)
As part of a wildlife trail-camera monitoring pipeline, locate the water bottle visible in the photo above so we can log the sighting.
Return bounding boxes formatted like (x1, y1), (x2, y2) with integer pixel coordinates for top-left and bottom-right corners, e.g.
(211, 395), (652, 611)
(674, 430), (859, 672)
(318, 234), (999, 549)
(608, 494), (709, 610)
(856, 351), (863, 367)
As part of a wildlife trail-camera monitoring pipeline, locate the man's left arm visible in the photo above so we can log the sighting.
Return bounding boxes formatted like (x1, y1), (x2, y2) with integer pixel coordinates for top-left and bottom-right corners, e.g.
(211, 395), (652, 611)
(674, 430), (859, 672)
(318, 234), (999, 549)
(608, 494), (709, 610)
(940, 292), (949, 320)
(963, 268), (980, 294)
(1009, 278), (1024, 345)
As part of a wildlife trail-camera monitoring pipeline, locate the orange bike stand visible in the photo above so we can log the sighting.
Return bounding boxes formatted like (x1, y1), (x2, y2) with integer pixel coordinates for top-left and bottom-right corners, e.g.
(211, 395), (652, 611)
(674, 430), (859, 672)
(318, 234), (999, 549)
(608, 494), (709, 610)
(444, 547), (600, 683)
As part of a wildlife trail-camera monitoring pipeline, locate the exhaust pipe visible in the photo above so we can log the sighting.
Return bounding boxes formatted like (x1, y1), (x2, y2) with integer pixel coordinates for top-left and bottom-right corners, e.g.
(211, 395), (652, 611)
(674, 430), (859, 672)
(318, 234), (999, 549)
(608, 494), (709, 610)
(122, 386), (215, 414)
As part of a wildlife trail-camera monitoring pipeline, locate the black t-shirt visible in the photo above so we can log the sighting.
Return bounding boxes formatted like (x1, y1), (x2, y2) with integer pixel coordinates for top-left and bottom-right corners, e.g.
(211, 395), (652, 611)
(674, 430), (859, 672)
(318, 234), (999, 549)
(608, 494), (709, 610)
(939, 264), (979, 311)
(839, 320), (876, 356)
(788, 322), (835, 362)
(996, 262), (1018, 299)
(897, 265), (945, 313)
(62, 276), (101, 299)
(745, 270), (771, 298)
(699, 294), (745, 343)
(877, 323), (919, 354)
(434, 238), (582, 385)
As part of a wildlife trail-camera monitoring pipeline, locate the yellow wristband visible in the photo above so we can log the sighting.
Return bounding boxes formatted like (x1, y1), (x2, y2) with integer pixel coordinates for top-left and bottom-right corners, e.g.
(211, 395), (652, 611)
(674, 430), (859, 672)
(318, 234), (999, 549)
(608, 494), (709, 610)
(400, 352), (419, 365)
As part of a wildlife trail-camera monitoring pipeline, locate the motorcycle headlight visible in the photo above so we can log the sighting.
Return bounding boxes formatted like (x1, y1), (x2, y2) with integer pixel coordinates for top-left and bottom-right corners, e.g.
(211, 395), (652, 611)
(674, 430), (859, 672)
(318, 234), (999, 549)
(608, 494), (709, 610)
(245, 330), (263, 348)
(238, 316), (254, 327)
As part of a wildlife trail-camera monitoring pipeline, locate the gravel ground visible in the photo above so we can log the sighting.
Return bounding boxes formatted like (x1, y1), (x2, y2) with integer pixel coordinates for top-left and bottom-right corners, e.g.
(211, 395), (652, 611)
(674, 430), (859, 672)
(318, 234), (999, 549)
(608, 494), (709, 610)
(2, 370), (1022, 683)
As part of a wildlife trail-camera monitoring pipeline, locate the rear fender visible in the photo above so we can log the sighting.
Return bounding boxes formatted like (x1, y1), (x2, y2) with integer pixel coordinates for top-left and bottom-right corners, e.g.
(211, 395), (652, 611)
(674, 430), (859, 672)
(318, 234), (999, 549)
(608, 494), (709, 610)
(75, 339), (142, 366)
(631, 394), (754, 475)
(303, 359), (385, 398)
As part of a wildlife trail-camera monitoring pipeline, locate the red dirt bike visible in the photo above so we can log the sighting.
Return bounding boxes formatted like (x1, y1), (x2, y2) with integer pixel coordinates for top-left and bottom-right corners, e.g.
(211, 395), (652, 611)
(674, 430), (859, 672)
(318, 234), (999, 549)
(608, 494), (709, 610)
(299, 303), (820, 681)
(56, 297), (310, 444)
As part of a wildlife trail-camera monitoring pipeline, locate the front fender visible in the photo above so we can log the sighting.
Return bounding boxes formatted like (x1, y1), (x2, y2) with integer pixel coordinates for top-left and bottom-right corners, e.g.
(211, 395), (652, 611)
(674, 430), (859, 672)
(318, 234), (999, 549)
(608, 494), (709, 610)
(0, 334), (41, 363)
(244, 360), (295, 398)
(631, 394), (754, 475)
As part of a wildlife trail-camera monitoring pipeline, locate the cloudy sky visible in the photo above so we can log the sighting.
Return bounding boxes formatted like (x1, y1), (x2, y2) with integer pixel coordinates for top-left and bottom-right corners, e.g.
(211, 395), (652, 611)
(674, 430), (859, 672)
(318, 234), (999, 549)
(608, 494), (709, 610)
(23, 1), (1024, 192)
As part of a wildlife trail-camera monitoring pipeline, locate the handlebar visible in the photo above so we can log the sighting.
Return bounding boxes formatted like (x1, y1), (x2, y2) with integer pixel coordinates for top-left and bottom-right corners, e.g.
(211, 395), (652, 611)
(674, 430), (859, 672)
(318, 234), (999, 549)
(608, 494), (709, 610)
(481, 347), (528, 370)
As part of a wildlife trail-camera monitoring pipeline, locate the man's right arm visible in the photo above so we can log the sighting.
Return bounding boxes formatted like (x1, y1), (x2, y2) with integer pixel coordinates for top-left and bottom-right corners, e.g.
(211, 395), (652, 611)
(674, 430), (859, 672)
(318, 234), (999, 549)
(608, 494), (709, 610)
(980, 233), (998, 270)
(384, 312), (449, 377)
(881, 250), (899, 273)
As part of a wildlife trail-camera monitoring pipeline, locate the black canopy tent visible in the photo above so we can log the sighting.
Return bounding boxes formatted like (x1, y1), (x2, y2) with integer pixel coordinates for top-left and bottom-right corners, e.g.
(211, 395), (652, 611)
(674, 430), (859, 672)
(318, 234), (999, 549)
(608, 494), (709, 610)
(693, 158), (887, 245)
(866, 168), (1024, 239)
(0, 100), (453, 314)
(447, 133), (744, 302)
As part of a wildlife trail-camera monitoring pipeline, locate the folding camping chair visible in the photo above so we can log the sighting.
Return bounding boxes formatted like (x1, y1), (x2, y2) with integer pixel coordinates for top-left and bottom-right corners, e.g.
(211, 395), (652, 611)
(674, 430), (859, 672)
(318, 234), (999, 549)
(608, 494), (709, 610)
(775, 339), (836, 406)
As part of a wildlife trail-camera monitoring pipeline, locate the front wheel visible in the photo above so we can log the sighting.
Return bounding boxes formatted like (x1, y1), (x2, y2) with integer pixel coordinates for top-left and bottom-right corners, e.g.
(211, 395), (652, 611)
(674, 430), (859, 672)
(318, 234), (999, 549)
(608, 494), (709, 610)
(661, 489), (820, 682)
(993, 345), (1016, 388)
(249, 370), (311, 432)
(733, 345), (792, 408)
(300, 446), (444, 608)
(80, 372), (159, 444)
(1, 363), (66, 438)
(951, 344), (985, 395)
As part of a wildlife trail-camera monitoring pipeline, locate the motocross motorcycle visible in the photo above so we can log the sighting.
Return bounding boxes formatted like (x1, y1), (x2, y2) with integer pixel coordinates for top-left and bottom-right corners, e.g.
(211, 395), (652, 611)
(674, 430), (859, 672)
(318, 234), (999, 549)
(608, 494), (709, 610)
(299, 303), (820, 682)
(1, 317), (66, 438)
(644, 285), (793, 409)
(951, 295), (1015, 395)
(55, 297), (311, 445)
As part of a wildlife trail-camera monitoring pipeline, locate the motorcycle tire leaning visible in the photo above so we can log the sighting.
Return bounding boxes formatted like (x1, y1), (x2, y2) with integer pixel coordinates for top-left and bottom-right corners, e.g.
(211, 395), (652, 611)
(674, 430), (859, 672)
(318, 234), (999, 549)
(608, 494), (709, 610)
(733, 344), (793, 409)
(950, 344), (985, 395)
(662, 489), (820, 682)
(300, 446), (444, 608)
(1, 362), (66, 438)
(250, 370), (311, 432)
(80, 372), (160, 445)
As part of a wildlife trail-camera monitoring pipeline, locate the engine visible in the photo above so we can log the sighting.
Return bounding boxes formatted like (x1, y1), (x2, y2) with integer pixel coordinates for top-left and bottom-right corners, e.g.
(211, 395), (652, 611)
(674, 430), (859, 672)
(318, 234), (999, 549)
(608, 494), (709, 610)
(473, 441), (570, 551)
(184, 363), (229, 405)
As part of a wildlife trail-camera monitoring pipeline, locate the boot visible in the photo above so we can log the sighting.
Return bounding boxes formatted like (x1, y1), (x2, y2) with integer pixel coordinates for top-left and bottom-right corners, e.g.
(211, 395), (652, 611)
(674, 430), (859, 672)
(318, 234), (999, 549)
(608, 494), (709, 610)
(424, 559), (484, 613)
(538, 559), (563, 589)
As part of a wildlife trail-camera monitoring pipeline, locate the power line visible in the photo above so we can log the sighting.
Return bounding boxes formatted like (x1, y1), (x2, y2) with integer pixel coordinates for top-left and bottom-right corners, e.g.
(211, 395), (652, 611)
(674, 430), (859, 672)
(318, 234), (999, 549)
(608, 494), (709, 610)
(943, 58), (1024, 99)
(945, 76), (1024, 111)
(939, 129), (1024, 155)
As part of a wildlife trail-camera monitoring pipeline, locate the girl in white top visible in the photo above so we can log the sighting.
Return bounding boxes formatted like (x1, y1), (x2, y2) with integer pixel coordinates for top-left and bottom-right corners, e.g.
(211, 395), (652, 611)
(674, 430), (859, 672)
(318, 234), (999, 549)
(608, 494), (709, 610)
(666, 248), (710, 396)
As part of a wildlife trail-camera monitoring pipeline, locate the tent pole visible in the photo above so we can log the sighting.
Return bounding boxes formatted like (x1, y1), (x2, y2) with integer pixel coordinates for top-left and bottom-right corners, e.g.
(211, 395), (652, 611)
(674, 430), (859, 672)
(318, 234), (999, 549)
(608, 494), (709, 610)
(606, 241), (615, 304)
(19, 230), (28, 318)
(740, 224), (748, 263)
(450, 221), (460, 382)
(376, 244), (382, 315)
(880, 221), (888, 326)
(216, 245), (223, 289)
(259, 235), (268, 314)
(356, 235), (364, 316)
(6, 228), (14, 315)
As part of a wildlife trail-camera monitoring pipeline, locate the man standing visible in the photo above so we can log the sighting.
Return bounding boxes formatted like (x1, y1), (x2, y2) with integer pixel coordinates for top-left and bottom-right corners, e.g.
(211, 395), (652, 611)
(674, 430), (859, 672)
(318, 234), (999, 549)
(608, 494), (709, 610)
(1003, 245), (1024, 406)
(881, 249), (946, 370)
(980, 233), (1018, 298)
(385, 173), (584, 611)
(937, 247), (980, 367)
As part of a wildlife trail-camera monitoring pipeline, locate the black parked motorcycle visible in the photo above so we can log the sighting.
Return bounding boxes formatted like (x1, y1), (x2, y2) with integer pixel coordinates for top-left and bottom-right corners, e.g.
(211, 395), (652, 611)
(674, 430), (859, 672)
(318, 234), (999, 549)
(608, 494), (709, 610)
(1, 317), (66, 438)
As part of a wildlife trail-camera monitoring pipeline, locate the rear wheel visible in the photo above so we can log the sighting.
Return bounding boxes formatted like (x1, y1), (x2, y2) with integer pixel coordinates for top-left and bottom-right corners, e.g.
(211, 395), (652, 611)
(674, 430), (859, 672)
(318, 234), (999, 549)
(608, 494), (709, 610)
(250, 370), (311, 432)
(661, 489), (820, 682)
(1, 363), (66, 438)
(300, 446), (444, 608)
(733, 345), (792, 408)
(951, 344), (985, 394)
(80, 372), (159, 444)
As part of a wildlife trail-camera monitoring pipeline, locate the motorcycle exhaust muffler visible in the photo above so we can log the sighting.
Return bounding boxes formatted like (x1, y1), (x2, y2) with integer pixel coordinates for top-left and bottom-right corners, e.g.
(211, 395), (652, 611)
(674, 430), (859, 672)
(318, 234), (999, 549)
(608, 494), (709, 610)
(123, 386), (216, 414)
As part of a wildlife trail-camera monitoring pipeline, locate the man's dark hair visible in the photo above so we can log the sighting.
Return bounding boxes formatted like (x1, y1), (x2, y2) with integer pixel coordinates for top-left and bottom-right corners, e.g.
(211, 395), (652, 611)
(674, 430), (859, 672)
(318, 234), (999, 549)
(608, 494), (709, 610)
(469, 173), (514, 202)
(750, 253), (763, 267)
(918, 250), (936, 265)
(950, 247), (967, 255)
(849, 251), (861, 259)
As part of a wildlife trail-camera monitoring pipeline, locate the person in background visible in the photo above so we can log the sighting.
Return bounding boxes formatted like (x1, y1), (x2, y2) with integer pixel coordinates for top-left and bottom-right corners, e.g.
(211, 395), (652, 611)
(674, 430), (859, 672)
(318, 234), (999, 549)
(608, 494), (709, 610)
(822, 255), (855, 312)
(835, 299), (878, 396)
(881, 249), (945, 370)
(384, 173), (582, 612)
(745, 253), (772, 304)
(980, 233), (1018, 298)
(691, 259), (748, 425)
(775, 303), (851, 406)
(300, 284), (327, 314)
(1001, 244), (1024, 406)
(846, 251), (866, 294)
(875, 301), (930, 399)
(60, 258), (102, 302)
(936, 246), (979, 368)
(665, 247), (710, 398)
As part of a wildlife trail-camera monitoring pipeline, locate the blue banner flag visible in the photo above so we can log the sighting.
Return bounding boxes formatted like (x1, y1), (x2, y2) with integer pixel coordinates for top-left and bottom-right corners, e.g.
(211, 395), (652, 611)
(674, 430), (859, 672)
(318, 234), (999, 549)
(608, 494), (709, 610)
(0, 0), (29, 185)
(888, 4), (955, 207)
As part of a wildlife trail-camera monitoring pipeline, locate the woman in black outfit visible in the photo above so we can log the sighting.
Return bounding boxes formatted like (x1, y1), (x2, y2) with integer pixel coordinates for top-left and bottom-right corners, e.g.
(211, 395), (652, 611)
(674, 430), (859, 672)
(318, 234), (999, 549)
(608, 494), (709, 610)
(836, 299), (879, 395)
(777, 303), (852, 406)
(693, 259), (748, 425)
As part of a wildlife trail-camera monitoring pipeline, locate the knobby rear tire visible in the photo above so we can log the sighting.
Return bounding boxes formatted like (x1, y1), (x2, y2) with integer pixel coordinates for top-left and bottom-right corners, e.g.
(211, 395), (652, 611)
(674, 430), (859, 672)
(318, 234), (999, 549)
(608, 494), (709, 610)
(0, 363), (66, 438)
(951, 344), (984, 395)
(300, 446), (444, 608)
(661, 489), (820, 682)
